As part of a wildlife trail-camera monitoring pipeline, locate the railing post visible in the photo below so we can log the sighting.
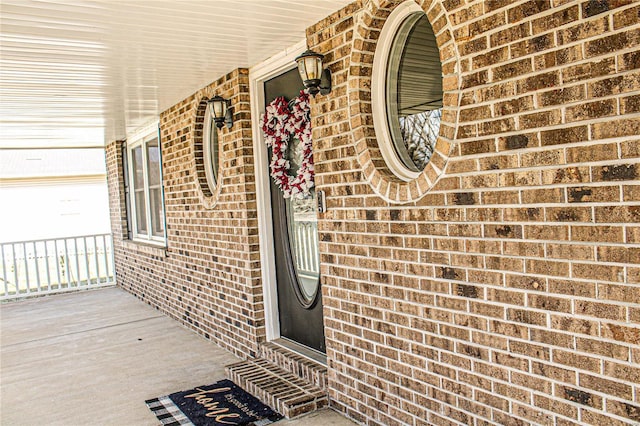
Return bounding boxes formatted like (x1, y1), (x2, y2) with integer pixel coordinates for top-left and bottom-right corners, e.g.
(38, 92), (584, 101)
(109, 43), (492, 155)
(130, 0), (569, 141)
(83, 237), (90, 287)
(22, 242), (30, 295)
(108, 235), (115, 284)
(43, 240), (52, 291)
(93, 235), (100, 285)
(1, 244), (8, 297)
(33, 241), (42, 293)
(11, 244), (18, 294)
(63, 238), (71, 288)
(74, 238), (81, 287)
(54, 239), (62, 289)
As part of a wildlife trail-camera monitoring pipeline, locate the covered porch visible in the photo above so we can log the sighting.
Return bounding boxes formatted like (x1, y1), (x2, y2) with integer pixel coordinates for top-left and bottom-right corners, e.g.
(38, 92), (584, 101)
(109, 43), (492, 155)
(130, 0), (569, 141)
(0, 287), (354, 425)
(2, 1), (640, 425)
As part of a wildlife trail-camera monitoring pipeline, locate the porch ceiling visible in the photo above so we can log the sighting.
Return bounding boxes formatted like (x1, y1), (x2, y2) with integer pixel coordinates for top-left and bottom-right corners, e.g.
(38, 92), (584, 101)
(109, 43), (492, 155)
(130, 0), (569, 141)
(0, 0), (351, 149)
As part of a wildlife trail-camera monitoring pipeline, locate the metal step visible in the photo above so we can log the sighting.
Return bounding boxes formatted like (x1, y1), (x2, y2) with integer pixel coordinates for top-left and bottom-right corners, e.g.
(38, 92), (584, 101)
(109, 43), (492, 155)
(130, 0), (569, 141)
(225, 358), (328, 419)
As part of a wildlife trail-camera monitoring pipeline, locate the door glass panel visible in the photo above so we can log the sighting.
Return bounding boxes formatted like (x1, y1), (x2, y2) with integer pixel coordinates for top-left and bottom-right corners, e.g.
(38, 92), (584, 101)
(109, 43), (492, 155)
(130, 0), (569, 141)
(285, 132), (320, 304)
(286, 191), (320, 302)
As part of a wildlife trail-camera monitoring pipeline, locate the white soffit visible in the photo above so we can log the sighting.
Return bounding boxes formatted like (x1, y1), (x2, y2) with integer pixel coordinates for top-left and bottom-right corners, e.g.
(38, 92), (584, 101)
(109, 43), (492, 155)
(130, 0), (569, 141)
(0, 0), (351, 148)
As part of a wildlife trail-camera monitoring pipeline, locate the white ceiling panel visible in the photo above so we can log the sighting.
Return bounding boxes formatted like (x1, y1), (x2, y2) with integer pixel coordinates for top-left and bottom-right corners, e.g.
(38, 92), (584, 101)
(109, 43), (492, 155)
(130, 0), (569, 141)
(0, 0), (351, 148)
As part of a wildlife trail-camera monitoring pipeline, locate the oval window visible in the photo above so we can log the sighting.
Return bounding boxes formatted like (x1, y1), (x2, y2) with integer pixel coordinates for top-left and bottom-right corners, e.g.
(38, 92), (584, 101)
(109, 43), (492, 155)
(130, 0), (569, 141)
(284, 134), (320, 306)
(373, 2), (443, 181)
(286, 191), (320, 305)
(202, 102), (219, 193)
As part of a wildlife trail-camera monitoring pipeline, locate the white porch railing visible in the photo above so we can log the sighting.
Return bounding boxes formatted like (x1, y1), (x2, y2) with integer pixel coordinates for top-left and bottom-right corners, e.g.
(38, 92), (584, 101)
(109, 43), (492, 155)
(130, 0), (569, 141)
(0, 234), (115, 301)
(290, 220), (319, 277)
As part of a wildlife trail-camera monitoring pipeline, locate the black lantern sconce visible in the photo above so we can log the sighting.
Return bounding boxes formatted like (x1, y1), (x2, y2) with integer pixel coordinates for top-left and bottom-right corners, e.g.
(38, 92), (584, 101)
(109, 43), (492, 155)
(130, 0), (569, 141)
(294, 49), (332, 97)
(209, 95), (233, 129)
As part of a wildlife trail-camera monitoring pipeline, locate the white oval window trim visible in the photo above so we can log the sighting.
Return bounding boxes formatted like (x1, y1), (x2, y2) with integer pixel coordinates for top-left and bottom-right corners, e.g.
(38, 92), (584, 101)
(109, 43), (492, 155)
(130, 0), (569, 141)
(372, 0), (432, 182)
(202, 102), (218, 195)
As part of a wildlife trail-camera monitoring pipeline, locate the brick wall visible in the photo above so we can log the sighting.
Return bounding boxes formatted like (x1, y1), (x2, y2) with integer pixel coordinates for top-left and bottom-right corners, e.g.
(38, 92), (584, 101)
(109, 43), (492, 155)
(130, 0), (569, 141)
(105, 68), (266, 358)
(308, 0), (640, 425)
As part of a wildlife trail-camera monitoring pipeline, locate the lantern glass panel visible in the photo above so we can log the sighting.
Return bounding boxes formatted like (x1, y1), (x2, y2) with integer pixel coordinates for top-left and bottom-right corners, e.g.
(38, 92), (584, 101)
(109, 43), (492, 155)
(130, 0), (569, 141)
(212, 99), (226, 119)
(305, 57), (320, 80)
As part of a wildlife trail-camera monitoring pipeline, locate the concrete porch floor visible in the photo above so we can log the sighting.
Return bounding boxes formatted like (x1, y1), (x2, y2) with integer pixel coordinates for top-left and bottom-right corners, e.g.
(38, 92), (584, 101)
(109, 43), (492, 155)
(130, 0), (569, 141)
(0, 287), (355, 426)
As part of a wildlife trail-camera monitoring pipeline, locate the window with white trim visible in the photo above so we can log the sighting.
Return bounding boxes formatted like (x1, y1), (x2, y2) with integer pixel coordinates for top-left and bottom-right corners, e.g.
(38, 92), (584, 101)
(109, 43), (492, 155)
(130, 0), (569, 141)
(203, 102), (219, 194)
(372, 1), (443, 181)
(126, 125), (166, 243)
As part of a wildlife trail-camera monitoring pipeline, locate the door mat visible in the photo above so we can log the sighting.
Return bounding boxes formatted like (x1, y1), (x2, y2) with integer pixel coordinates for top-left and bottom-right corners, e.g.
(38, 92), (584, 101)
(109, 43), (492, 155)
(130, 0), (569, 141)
(145, 379), (283, 426)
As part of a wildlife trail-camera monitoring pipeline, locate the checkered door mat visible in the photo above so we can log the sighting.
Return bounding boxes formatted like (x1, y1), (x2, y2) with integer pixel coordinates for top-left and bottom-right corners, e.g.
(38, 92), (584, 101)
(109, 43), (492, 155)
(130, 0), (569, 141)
(145, 379), (282, 426)
(146, 396), (193, 426)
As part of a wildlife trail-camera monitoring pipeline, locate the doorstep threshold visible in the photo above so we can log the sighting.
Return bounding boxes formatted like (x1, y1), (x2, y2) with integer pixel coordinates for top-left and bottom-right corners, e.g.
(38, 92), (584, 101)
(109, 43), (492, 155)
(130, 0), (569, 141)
(272, 337), (327, 366)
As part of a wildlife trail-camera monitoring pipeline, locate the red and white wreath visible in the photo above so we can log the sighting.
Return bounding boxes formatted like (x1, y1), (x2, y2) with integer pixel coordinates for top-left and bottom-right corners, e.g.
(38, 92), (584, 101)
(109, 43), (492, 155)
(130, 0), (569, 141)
(260, 90), (314, 199)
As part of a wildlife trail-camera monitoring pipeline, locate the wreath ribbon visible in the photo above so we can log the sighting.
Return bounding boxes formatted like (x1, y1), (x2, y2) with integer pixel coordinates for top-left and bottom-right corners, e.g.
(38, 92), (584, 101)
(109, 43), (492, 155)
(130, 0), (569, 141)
(260, 90), (314, 199)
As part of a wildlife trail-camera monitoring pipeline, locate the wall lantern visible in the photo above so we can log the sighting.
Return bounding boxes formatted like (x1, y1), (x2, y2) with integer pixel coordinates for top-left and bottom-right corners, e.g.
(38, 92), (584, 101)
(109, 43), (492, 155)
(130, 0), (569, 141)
(209, 95), (233, 129)
(294, 49), (332, 96)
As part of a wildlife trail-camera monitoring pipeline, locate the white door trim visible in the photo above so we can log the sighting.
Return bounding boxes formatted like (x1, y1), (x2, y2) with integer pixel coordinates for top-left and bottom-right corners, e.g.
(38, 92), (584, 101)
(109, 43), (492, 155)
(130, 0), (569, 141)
(249, 40), (306, 342)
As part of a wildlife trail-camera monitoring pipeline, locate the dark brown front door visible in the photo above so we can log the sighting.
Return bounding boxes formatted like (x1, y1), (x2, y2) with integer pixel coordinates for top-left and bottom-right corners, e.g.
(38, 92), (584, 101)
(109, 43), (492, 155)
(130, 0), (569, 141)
(264, 68), (325, 353)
